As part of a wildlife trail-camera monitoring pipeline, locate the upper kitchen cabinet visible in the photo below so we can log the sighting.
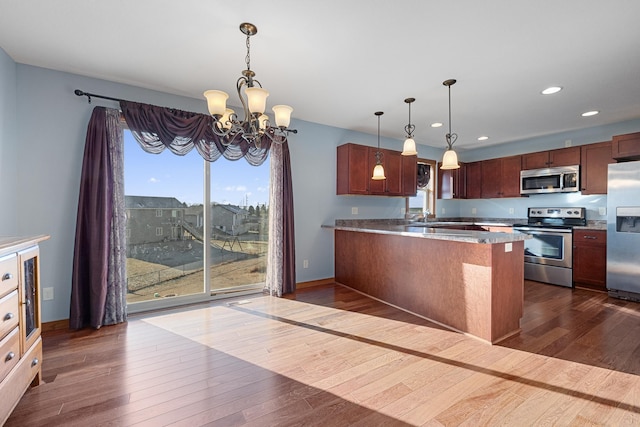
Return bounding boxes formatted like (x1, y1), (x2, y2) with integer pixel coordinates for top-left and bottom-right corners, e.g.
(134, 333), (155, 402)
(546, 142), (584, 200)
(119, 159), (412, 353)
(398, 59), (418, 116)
(402, 155), (418, 197)
(368, 148), (403, 196)
(337, 143), (369, 195)
(481, 155), (522, 198)
(465, 161), (482, 199)
(438, 163), (466, 199)
(580, 141), (615, 195)
(521, 146), (580, 169)
(337, 143), (417, 197)
(612, 131), (640, 160)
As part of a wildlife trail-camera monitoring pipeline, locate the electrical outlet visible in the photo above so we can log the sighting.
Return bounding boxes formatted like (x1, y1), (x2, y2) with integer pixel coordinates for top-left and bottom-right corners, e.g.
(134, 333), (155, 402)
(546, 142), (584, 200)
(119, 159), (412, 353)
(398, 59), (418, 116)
(303, 259), (309, 268)
(441, 208), (446, 215)
(599, 207), (607, 216)
(471, 207), (477, 215)
(400, 207), (406, 215)
(509, 208), (515, 215)
(351, 207), (358, 215)
(505, 243), (513, 253)
(565, 139), (572, 147)
(42, 287), (54, 301)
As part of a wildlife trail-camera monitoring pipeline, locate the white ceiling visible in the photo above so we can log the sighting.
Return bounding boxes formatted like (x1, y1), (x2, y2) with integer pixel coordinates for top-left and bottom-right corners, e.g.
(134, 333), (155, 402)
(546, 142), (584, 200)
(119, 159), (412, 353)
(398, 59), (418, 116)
(2, 0), (640, 151)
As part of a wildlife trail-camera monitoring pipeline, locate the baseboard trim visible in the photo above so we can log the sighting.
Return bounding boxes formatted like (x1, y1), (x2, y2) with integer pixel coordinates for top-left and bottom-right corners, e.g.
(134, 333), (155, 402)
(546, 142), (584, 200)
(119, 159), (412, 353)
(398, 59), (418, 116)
(42, 278), (337, 330)
(42, 319), (70, 333)
(296, 278), (335, 289)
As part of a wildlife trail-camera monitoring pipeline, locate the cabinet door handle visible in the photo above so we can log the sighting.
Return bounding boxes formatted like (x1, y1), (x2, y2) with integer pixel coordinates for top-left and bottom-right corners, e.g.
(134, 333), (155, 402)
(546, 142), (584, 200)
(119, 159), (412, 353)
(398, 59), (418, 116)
(31, 357), (39, 367)
(5, 351), (15, 362)
(1, 273), (12, 281)
(3, 312), (14, 321)
(583, 235), (597, 239)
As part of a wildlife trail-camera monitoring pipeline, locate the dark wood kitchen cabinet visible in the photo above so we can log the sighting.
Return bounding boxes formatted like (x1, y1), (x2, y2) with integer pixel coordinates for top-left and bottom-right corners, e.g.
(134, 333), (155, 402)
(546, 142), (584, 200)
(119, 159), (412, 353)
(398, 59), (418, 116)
(368, 148), (403, 196)
(580, 141), (615, 194)
(612, 131), (640, 160)
(337, 143), (416, 196)
(465, 161), (482, 199)
(481, 155), (521, 198)
(573, 229), (607, 291)
(437, 163), (466, 199)
(522, 146), (580, 169)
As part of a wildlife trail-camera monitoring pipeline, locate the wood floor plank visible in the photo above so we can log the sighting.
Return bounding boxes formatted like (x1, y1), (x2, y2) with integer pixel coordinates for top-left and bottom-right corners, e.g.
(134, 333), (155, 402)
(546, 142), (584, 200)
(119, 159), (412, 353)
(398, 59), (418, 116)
(6, 280), (640, 426)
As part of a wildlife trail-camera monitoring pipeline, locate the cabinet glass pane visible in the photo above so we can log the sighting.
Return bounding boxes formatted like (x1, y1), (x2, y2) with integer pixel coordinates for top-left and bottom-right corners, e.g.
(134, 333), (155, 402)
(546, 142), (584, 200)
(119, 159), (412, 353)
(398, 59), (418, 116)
(23, 257), (36, 339)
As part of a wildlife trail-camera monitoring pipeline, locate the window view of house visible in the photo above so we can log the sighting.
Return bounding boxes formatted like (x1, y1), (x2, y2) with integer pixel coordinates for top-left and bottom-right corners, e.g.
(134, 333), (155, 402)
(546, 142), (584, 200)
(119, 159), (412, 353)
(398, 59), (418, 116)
(123, 130), (270, 305)
(408, 160), (435, 218)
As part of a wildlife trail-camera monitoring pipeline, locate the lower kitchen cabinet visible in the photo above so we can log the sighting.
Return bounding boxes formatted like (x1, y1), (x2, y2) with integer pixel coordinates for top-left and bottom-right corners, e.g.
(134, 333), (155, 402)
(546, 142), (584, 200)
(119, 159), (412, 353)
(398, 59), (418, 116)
(573, 229), (606, 291)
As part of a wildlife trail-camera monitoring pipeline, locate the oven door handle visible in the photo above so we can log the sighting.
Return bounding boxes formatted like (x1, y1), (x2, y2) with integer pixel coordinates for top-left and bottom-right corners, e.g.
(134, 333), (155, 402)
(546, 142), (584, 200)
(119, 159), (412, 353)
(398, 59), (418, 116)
(513, 227), (572, 234)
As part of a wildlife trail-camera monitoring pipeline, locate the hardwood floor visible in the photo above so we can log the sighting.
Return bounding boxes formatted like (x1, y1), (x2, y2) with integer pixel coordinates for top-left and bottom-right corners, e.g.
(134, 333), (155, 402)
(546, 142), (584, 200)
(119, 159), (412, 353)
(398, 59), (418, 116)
(6, 280), (640, 426)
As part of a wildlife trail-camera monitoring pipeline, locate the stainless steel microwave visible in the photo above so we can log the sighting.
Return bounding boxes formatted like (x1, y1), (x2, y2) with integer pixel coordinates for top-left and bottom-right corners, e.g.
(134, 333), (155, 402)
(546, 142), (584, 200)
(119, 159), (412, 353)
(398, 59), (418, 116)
(520, 165), (580, 195)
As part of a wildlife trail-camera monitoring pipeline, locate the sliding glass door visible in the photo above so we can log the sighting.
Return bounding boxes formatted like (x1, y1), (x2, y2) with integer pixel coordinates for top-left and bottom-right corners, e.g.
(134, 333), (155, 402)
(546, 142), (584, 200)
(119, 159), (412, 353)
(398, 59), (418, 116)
(123, 130), (270, 312)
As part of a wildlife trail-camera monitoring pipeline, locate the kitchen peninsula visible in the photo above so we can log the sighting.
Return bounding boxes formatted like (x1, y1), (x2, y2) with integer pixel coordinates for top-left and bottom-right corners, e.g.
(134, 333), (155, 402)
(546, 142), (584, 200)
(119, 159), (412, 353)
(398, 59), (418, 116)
(326, 220), (529, 344)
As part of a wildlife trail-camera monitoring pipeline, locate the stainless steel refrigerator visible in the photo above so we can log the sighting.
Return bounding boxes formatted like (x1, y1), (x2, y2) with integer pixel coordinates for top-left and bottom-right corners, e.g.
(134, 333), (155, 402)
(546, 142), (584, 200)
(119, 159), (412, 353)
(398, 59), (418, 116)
(607, 161), (640, 301)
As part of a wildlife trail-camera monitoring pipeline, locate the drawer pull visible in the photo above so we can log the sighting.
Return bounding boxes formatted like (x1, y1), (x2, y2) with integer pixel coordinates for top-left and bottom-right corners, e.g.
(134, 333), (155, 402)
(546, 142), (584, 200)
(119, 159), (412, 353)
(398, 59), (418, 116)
(3, 312), (14, 321)
(31, 357), (39, 367)
(5, 351), (15, 362)
(1, 273), (12, 281)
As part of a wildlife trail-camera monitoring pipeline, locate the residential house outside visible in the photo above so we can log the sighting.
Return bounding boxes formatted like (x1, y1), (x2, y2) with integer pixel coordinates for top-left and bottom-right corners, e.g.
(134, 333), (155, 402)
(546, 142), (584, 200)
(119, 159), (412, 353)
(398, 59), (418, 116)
(211, 203), (249, 236)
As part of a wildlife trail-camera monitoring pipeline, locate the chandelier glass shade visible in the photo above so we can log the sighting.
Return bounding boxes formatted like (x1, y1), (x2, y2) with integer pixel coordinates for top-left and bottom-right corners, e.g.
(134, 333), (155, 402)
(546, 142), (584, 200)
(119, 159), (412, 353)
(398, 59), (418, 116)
(204, 23), (296, 148)
(401, 97), (418, 156)
(372, 111), (386, 180)
(440, 79), (460, 170)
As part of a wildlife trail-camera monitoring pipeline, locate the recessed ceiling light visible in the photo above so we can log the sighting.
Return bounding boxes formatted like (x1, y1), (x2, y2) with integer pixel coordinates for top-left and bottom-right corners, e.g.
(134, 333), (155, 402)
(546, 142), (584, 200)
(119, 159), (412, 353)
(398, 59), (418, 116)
(478, 136), (489, 141)
(541, 86), (562, 95)
(431, 122), (443, 128)
(581, 110), (599, 117)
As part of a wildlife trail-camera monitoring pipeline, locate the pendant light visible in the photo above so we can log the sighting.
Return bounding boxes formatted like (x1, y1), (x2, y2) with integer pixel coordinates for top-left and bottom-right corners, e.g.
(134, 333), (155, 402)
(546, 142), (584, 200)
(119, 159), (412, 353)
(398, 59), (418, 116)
(440, 79), (460, 170)
(401, 97), (418, 156)
(372, 111), (386, 180)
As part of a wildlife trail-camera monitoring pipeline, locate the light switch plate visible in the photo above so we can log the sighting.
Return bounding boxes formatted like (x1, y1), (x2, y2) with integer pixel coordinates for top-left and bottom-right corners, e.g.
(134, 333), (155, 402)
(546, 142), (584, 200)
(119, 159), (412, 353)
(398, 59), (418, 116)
(351, 207), (358, 215)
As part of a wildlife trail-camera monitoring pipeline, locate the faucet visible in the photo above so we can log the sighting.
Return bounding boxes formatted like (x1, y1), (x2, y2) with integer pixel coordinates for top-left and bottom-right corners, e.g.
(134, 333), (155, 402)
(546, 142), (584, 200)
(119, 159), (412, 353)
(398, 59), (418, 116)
(422, 209), (430, 222)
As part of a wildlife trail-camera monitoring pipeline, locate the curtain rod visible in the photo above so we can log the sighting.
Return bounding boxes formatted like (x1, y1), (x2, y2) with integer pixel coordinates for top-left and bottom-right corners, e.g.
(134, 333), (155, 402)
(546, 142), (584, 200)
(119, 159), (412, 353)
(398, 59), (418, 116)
(74, 89), (125, 104)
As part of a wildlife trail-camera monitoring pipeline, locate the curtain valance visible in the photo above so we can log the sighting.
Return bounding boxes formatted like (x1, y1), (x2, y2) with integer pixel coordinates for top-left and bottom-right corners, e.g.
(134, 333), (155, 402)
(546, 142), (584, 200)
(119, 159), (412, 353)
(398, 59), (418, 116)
(120, 100), (274, 165)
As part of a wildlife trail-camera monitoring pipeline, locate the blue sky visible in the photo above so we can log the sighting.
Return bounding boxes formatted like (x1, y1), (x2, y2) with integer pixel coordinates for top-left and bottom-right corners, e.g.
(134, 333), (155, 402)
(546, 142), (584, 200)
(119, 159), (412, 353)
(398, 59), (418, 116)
(123, 131), (270, 207)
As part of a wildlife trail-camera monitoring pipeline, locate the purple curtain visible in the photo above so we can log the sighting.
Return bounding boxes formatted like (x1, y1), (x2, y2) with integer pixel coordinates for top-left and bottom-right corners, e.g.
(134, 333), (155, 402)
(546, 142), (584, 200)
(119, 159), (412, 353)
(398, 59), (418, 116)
(265, 141), (296, 296)
(281, 142), (296, 294)
(70, 107), (126, 329)
(120, 100), (272, 165)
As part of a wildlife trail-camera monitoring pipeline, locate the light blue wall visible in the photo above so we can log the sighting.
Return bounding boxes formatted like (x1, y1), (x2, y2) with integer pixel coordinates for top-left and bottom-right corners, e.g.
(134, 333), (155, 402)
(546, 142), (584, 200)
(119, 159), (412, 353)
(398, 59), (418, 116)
(439, 119), (640, 222)
(8, 60), (435, 322)
(3, 51), (638, 322)
(0, 48), (18, 233)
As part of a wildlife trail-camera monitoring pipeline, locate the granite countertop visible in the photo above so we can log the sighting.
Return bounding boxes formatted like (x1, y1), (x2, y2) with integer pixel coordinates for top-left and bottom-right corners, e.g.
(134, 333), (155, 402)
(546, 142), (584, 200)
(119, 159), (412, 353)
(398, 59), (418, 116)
(323, 219), (529, 244)
(573, 221), (607, 231)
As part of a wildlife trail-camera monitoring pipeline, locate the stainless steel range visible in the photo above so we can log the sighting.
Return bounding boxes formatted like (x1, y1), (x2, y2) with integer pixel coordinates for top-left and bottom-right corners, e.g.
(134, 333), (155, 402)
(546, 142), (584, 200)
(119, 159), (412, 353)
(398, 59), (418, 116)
(513, 207), (586, 287)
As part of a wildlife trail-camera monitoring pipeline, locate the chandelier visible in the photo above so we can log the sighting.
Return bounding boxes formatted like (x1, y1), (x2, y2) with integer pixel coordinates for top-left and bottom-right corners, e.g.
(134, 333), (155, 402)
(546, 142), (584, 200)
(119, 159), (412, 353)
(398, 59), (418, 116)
(204, 23), (296, 148)
(440, 79), (460, 169)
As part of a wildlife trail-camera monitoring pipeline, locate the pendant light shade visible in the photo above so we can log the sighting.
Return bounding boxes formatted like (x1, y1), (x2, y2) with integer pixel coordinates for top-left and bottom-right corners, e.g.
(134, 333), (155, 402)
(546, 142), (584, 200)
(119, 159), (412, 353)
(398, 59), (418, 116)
(402, 137), (417, 156)
(372, 111), (386, 180)
(372, 163), (386, 180)
(401, 98), (418, 156)
(441, 148), (460, 170)
(440, 79), (460, 170)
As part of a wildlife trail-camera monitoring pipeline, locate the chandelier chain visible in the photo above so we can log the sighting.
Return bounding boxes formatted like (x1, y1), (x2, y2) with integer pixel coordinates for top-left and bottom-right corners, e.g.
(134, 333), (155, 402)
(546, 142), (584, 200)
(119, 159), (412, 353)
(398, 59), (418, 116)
(245, 33), (251, 73)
